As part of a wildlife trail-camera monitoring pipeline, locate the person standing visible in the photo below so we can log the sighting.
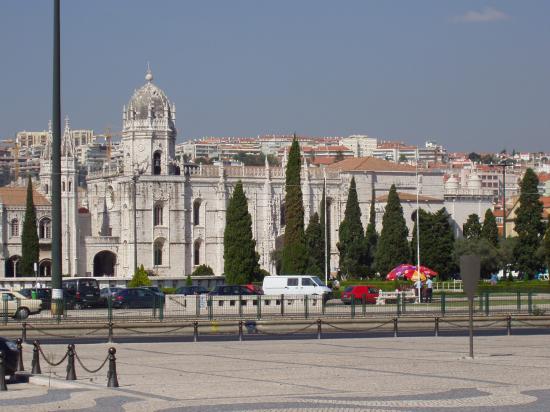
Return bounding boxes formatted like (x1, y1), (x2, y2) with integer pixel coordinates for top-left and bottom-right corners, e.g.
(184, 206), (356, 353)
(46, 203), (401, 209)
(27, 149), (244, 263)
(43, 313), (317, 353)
(414, 279), (423, 302)
(426, 277), (433, 303)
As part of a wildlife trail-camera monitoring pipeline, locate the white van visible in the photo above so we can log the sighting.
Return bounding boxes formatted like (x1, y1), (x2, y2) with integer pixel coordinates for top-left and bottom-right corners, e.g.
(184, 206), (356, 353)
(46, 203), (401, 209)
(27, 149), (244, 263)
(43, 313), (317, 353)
(262, 276), (332, 300)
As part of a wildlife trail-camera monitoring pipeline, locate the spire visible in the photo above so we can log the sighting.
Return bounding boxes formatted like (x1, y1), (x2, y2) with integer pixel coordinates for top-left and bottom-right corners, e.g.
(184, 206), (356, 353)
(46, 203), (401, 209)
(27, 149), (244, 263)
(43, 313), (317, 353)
(61, 115), (75, 157)
(42, 121), (52, 160)
(145, 62), (153, 83)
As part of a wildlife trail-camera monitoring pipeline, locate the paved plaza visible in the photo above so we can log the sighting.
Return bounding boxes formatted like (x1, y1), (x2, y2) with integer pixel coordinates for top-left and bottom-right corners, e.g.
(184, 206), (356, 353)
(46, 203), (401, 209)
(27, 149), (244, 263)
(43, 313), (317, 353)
(3, 334), (550, 411)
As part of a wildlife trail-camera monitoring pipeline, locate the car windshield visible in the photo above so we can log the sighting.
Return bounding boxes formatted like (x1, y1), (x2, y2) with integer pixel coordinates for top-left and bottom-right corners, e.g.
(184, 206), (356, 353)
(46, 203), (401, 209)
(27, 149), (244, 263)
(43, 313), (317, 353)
(344, 286), (353, 292)
(311, 277), (325, 286)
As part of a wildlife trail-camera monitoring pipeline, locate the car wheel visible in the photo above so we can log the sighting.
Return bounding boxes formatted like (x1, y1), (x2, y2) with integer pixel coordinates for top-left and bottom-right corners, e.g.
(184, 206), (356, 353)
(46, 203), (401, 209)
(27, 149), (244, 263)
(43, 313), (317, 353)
(16, 307), (30, 320)
(121, 303), (130, 310)
(74, 302), (83, 310)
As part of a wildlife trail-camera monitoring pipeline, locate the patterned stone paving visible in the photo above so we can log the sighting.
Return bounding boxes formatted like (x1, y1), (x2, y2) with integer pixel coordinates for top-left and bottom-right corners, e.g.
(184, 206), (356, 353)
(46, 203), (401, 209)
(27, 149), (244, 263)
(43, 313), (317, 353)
(2, 334), (550, 411)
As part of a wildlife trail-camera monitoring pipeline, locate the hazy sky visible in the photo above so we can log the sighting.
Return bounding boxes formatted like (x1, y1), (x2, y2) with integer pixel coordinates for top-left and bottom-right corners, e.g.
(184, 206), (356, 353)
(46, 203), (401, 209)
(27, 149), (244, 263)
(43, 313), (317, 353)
(1, 1), (549, 151)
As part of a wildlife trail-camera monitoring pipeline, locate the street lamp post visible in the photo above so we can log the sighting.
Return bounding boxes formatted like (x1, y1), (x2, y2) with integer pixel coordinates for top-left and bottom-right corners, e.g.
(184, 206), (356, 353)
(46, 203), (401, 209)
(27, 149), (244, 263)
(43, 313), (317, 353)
(498, 159), (513, 280)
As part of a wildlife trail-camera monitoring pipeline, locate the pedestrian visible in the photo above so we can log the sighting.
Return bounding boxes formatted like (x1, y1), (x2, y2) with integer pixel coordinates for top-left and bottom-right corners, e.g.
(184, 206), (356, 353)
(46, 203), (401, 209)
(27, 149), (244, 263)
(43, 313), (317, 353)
(414, 279), (422, 302)
(426, 277), (433, 303)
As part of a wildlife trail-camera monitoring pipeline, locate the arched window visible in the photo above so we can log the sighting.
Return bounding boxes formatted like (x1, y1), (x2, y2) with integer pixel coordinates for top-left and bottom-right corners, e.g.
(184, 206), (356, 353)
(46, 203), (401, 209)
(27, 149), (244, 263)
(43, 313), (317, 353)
(68, 180), (72, 192)
(10, 219), (19, 237)
(154, 239), (164, 266)
(194, 240), (201, 266)
(280, 203), (286, 227)
(44, 184), (49, 194)
(62, 181), (65, 192)
(153, 151), (162, 175)
(39, 217), (52, 239)
(193, 199), (201, 226)
(154, 204), (163, 226)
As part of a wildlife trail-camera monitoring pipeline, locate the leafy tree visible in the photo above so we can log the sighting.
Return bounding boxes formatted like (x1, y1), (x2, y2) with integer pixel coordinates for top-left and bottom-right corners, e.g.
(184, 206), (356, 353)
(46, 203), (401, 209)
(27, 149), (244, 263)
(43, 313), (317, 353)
(319, 186), (330, 277)
(364, 187), (378, 276)
(513, 168), (545, 279)
(398, 154), (408, 163)
(454, 238), (500, 279)
(305, 213), (324, 276)
(337, 177), (367, 277)
(281, 138), (308, 274)
(468, 152), (481, 163)
(481, 209), (499, 246)
(194, 156), (214, 165)
(185, 275), (192, 286)
(128, 264), (152, 287)
(411, 208), (456, 279)
(224, 181), (259, 284)
(541, 225), (550, 273)
(20, 176), (39, 276)
(463, 214), (482, 239)
(192, 264), (215, 277)
(334, 151), (345, 162)
(375, 185), (410, 276)
(481, 154), (496, 164)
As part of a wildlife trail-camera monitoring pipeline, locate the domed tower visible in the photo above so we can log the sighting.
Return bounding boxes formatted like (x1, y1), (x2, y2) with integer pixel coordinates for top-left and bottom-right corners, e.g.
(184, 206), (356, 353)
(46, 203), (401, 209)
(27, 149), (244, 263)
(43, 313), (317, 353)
(121, 67), (177, 176)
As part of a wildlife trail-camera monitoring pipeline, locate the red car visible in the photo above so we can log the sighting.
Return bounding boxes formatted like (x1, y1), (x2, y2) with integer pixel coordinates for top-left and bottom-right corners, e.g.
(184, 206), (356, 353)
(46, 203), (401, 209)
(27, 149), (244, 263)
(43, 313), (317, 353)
(341, 285), (379, 304)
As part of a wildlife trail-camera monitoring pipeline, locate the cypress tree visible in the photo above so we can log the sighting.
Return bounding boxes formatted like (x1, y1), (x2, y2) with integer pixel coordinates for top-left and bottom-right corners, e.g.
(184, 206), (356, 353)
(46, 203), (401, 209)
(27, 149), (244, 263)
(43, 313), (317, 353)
(224, 181), (259, 284)
(20, 176), (39, 276)
(375, 185), (410, 276)
(364, 186), (378, 276)
(281, 138), (308, 274)
(305, 212), (324, 276)
(337, 177), (367, 277)
(463, 213), (482, 239)
(319, 185), (330, 277)
(481, 209), (499, 246)
(513, 168), (545, 279)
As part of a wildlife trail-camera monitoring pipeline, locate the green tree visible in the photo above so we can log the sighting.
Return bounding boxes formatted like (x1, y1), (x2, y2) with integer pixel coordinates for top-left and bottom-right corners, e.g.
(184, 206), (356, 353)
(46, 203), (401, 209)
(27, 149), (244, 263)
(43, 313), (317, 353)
(375, 185), (410, 276)
(454, 238), (500, 279)
(128, 264), (152, 287)
(319, 186), (330, 277)
(224, 181), (259, 284)
(185, 275), (192, 286)
(468, 152), (481, 163)
(305, 213), (324, 276)
(513, 168), (545, 279)
(541, 225), (550, 273)
(411, 208), (456, 279)
(364, 187), (378, 276)
(463, 213), (482, 239)
(192, 264), (215, 276)
(281, 138), (308, 274)
(337, 177), (367, 277)
(20, 176), (39, 276)
(481, 209), (499, 246)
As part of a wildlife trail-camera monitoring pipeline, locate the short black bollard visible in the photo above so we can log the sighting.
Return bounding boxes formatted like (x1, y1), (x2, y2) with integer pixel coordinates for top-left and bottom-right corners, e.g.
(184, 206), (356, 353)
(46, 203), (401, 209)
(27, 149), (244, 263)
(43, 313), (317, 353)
(108, 322), (114, 343)
(507, 315), (512, 336)
(66, 344), (76, 381)
(31, 340), (41, 374)
(107, 347), (119, 388)
(434, 317), (439, 337)
(193, 321), (199, 342)
(0, 351), (7, 391)
(21, 322), (27, 343)
(16, 338), (24, 371)
(238, 321), (243, 342)
(317, 319), (322, 340)
(393, 317), (398, 337)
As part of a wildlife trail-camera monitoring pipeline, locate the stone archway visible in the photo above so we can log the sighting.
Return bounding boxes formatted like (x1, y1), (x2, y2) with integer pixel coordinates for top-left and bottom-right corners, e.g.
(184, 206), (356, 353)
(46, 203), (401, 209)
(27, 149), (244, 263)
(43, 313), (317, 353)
(4, 255), (21, 278)
(93, 251), (117, 277)
(39, 259), (52, 277)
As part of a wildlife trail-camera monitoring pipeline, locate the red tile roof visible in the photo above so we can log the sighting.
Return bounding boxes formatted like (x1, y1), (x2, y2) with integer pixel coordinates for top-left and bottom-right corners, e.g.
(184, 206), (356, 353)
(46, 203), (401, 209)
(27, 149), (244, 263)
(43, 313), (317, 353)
(0, 186), (50, 206)
(328, 157), (417, 172)
(376, 192), (442, 202)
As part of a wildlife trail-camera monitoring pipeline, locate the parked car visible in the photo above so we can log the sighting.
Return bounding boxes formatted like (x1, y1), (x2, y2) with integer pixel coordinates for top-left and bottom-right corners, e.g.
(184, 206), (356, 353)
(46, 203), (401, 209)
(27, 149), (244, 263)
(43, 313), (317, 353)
(142, 286), (164, 296)
(100, 287), (124, 299)
(175, 286), (210, 295)
(62, 278), (101, 309)
(340, 285), (379, 304)
(0, 337), (18, 376)
(209, 285), (258, 296)
(112, 288), (164, 309)
(244, 284), (264, 295)
(0, 291), (42, 319)
(19, 288), (52, 310)
(262, 276), (332, 301)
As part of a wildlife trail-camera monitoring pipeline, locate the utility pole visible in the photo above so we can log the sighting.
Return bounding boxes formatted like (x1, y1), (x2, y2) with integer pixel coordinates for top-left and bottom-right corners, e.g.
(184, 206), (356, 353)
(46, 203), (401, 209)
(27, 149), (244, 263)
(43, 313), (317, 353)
(50, 0), (63, 312)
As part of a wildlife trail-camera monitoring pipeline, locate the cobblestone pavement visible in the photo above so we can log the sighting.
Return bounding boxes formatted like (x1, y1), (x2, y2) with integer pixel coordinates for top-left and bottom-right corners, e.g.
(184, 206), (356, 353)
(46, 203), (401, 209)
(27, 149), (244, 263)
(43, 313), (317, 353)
(3, 334), (550, 411)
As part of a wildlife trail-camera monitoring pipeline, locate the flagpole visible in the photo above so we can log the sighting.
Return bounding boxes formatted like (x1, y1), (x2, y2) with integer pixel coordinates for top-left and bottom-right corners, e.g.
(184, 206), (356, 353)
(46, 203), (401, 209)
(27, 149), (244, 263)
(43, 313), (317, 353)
(416, 151), (421, 303)
(324, 172), (328, 286)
